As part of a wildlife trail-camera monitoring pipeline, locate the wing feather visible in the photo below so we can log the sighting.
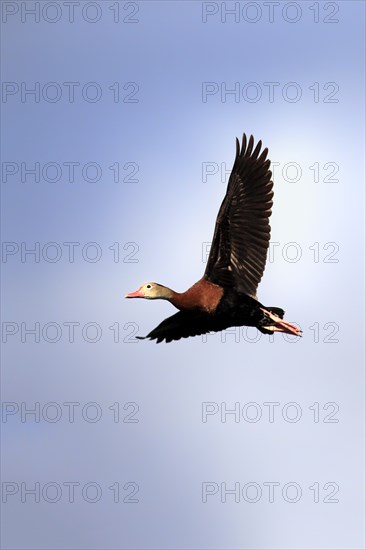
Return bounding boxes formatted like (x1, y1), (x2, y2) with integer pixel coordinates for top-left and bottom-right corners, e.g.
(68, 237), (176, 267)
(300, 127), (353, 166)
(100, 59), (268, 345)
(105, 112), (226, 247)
(204, 134), (273, 298)
(138, 310), (230, 343)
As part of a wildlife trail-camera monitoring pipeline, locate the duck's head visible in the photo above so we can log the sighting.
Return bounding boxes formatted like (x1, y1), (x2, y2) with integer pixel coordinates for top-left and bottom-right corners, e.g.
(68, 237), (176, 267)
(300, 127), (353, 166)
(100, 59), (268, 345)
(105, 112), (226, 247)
(125, 282), (172, 300)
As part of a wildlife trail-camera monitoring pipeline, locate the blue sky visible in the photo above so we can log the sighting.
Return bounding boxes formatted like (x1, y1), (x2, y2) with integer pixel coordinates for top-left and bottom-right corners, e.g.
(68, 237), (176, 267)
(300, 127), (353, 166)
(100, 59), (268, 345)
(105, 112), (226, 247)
(1, 1), (365, 548)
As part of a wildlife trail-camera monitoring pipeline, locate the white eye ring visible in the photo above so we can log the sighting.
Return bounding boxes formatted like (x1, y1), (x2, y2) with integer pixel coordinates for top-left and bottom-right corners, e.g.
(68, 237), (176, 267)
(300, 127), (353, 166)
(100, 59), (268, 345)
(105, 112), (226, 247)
(146, 284), (152, 289)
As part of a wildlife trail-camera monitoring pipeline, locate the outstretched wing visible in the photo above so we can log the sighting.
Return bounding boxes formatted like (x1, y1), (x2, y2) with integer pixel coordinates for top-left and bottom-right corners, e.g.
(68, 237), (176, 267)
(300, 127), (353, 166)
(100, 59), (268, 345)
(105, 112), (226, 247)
(137, 310), (229, 343)
(204, 134), (273, 298)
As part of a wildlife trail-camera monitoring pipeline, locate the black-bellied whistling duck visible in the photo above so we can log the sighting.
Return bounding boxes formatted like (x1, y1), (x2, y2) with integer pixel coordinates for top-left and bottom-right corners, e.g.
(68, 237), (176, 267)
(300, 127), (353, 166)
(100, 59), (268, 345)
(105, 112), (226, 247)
(125, 134), (301, 343)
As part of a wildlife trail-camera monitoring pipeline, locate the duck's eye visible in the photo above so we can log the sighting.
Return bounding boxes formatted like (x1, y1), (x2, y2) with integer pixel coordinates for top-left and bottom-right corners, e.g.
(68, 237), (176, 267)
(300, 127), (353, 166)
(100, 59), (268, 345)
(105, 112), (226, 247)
(146, 284), (152, 289)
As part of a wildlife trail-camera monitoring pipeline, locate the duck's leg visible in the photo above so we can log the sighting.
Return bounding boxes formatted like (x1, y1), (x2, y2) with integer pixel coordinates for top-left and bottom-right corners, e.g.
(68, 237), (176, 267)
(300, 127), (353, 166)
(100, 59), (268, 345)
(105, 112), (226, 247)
(260, 308), (302, 337)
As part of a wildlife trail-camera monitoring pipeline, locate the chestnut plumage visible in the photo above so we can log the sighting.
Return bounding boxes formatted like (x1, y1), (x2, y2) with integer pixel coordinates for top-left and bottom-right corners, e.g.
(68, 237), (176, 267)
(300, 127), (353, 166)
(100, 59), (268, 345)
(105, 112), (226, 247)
(125, 134), (301, 343)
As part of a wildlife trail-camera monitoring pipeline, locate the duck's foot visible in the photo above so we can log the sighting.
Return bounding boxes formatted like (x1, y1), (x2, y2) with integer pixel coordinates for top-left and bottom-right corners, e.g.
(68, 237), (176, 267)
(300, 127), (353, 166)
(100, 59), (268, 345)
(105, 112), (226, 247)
(260, 308), (302, 337)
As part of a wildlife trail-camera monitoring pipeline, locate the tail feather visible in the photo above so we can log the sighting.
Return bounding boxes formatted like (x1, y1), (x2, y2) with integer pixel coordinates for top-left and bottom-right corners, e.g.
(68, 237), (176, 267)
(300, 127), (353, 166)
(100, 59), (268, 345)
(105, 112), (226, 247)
(259, 307), (302, 337)
(267, 307), (285, 319)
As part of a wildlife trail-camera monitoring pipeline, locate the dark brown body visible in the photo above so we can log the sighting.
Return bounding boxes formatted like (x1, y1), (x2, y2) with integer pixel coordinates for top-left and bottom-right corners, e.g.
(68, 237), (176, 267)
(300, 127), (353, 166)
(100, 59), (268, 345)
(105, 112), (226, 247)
(169, 278), (224, 313)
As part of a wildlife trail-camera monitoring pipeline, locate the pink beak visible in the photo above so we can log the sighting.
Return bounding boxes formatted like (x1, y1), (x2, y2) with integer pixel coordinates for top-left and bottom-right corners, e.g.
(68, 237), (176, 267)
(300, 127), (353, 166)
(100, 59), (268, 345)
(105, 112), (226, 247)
(125, 288), (144, 298)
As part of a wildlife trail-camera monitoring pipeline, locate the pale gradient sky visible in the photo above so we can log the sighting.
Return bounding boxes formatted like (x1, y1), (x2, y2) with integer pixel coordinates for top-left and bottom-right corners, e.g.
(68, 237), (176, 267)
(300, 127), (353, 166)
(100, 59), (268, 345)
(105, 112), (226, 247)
(1, 1), (365, 549)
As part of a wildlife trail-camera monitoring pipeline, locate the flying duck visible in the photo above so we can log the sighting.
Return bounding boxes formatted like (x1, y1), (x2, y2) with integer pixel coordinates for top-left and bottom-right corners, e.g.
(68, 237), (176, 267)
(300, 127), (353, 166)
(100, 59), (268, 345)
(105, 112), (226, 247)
(125, 134), (301, 343)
